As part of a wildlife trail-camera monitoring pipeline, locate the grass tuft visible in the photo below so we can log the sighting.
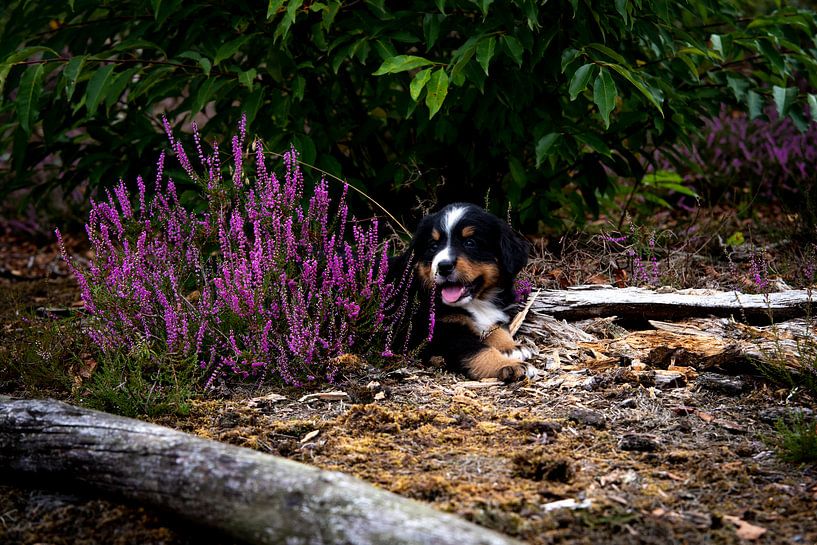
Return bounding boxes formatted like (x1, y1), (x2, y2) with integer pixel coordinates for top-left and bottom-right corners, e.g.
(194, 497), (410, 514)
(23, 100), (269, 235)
(774, 414), (817, 464)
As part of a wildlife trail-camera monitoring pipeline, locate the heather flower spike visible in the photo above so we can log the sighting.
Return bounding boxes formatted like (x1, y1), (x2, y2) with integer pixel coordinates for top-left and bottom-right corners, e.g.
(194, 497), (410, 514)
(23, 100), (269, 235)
(58, 115), (397, 387)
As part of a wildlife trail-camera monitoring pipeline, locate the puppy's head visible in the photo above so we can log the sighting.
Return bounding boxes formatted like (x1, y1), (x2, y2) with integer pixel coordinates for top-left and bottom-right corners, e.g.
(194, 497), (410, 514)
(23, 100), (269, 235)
(411, 203), (529, 307)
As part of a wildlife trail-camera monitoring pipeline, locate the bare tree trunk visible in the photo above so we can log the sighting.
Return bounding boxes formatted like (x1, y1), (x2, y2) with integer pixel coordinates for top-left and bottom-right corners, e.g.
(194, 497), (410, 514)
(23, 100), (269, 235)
(0, 397), (521, 545)
(534, 285), (813, 323)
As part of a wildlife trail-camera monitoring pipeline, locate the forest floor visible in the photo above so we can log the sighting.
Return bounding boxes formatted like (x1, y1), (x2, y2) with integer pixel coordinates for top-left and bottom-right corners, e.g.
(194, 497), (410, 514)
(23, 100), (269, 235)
(1, 203), (816, 545)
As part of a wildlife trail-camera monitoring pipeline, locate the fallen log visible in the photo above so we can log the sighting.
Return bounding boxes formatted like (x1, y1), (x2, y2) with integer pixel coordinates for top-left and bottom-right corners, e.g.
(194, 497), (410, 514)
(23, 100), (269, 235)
(0, 397), (520, 545)
(534, 285), (813, 323)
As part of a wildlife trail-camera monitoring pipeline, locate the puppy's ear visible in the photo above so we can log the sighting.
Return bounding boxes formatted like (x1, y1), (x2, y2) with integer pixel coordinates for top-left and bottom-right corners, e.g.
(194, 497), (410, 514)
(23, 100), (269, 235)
(499, 224), (530, 277)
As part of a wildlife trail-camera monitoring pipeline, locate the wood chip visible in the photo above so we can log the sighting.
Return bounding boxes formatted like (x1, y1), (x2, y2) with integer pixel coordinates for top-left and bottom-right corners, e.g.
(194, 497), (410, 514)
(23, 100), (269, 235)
(653, 370), (686, 389)
(509, 289), (540, 337)
(300, 430), (320, 444)
(374, 391), (386, 400)
(246, 393), (287, 407)
(723, 515), (767, 540)
(298, 391), (350, 403)
(542, 498), (592, 512)
(454, 379), (503, 389)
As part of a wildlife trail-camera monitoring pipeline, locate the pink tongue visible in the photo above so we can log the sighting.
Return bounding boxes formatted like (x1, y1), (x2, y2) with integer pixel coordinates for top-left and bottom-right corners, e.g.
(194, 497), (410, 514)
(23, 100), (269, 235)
(441, 284), (466, 303)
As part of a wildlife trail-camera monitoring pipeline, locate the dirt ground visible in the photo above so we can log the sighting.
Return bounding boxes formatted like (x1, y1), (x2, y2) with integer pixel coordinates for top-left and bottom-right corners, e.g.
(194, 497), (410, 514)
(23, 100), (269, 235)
(1, 224), (816, 545)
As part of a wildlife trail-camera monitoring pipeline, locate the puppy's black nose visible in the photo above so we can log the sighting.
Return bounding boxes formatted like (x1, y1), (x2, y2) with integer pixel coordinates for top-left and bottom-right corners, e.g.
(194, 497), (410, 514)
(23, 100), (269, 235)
(437, 259), (455, 276)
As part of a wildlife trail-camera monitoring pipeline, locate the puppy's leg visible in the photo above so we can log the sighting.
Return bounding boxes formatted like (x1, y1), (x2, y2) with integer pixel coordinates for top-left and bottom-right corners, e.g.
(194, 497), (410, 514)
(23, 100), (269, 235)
(432, 316), (533, 382)
(482, 327), (533, 364)
(464, 347), (529, 382)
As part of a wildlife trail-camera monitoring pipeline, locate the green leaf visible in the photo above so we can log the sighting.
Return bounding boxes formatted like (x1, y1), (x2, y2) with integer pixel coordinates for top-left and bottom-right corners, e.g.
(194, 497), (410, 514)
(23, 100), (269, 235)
(593, 68), (617, 129)
(747, 90), (763, 120)
(190, 77), (226, 115)
(434, 0), (445, 13)
(788, 108), (808, 133)
(373, 55), (433, 75)
(16, 64), (44, 134)
(243, 87), (265, 125)
(726, 75), (749, 102)
(755, 39), (785, 76)
(574, 132), (611, 157)
(85, 64), (115, 116)
(807, 93), (817, 124)
(508, 156), (526, 186)
(425, 68), (449, 118)
(151, 0), (181, 27)
(501, 35), (524, 67)
(773, 85), (796, 117)
(476, 36), (496, 75)
(239, 68), (258, 91)
(472, 0), (493, 16)
(275, 0), (304, 41)
(410, 68), (432, 101)
(585, 43), (626, 64)
(292, 74), (305, 101)
(321, 1), (340, 29)
(365, 0), (386, 15)
(615, 0), (628, 23)
(568, 63), (595, 101)
(725, 231), (745, 247)
(560, 48), (580, 73)
(214, 36), (252, 65)
(710, 34), (724, 58)
(178, 51), (212, 76)
(423, 14), (442, 50)
(450, 47), (474, 87)
(104, 67), (136, 111)
(62, 55), (85, 101)
(642, 192), (672, 209)
(0, 46), (59, 99)
(267, 0), (284, 19)
(605, 63), (664, 116)
(535, 132), (560, 168)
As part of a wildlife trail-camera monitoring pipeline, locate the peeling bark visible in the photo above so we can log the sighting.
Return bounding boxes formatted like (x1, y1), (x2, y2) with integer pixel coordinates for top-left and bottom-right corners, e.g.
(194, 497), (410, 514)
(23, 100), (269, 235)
(0, 397), (521, 545)
(535, 285), (813, 323)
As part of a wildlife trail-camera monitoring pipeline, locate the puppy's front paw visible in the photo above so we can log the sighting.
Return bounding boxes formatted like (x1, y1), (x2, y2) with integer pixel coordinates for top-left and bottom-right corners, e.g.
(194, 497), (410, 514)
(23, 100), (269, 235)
(498, 363), (526, 382)
(498, 362), (537, 382)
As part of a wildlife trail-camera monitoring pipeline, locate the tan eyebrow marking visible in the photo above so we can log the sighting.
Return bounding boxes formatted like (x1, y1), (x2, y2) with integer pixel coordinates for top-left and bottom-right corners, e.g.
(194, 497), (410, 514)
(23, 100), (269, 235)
(432, 228), (441, 241)
(461, 225), (476, 237)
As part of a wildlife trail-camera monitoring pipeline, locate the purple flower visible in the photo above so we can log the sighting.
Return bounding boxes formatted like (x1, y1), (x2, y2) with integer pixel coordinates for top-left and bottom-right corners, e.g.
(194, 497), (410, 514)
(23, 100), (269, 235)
(58, 115), (398, 387)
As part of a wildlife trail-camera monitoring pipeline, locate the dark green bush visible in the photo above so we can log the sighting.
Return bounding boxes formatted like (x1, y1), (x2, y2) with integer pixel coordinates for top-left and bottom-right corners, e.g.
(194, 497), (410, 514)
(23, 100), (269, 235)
(2, 0), (817, 230)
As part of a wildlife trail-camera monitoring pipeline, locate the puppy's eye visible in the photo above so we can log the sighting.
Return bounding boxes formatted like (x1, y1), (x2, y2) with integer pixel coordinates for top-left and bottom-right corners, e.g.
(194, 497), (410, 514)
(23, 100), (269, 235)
(428, 240), (439, 251)
(463, 238), (477, 249)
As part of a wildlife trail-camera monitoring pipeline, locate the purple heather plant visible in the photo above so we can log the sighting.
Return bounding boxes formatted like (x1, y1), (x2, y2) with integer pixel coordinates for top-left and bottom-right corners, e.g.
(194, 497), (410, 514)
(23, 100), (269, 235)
(603, 225), (662, 287)
(57, 115), (393, 387)
(653, 104), (817, 222)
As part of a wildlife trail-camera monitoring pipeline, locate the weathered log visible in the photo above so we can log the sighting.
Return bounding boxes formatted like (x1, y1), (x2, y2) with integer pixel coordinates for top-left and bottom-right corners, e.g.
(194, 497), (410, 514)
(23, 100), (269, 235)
(0, 397), (521, 545)
(534, 285), (813, 323)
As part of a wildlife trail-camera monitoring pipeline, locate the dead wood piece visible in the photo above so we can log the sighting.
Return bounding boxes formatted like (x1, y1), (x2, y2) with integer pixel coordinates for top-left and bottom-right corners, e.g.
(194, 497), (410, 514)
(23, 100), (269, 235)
(696, 372), (746, 395)
(652, 370), (687, 389)
(0, 398), (521, 545)
(533, 285), (813, 323)
(618, 434), (661, 452)
(758, 406), (815, 424)
(567, 408), (606, 429)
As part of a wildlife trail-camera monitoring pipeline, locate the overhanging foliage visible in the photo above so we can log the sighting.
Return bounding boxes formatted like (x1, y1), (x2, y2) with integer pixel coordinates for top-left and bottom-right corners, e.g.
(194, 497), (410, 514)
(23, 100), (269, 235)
(2, 0), (817, 228)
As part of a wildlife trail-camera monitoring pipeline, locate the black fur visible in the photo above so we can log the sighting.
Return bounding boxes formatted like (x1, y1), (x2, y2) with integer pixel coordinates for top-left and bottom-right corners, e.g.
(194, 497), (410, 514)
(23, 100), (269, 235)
(387, 203), (531, 378)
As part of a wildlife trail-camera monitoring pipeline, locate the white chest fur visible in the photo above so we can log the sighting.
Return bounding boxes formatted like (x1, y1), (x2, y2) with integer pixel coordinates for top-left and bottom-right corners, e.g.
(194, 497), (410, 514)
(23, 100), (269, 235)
(462, 295), (508, 334)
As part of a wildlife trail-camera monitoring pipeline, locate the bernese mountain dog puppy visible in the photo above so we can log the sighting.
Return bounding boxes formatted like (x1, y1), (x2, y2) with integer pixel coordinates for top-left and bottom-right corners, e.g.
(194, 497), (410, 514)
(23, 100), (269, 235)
(389, 203), (534, 381)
